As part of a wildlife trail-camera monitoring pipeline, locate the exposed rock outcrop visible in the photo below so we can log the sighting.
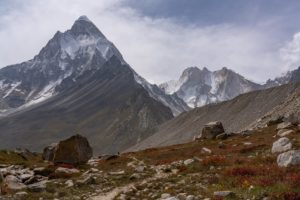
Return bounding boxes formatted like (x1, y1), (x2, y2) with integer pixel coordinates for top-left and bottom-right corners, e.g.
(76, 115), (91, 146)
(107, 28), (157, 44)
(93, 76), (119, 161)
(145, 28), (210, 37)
(53, 135), (93, 165)
(201, 121), (225, 139)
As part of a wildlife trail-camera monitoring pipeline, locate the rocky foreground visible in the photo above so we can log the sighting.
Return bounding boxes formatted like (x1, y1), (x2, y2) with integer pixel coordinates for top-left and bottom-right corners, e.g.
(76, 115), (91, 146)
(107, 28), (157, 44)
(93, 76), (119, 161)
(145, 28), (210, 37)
(1, 119), (300, 200)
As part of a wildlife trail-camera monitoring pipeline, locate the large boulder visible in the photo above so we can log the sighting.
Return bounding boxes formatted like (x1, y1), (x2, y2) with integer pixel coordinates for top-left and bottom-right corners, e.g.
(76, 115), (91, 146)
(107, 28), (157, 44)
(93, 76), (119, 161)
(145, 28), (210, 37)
(42, 143), (58, 161)
(53, 135), (93, 165)
(201, 121), (225, 139)
(271, 137), (292, 154)
(277, 150), (300, 167)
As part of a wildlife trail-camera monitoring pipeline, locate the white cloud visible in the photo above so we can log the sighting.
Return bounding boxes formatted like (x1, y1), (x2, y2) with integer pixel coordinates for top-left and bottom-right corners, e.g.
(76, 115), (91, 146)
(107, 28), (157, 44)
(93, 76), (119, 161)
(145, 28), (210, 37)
(0, 0), (293, 84)
(280, 32), (300, 72)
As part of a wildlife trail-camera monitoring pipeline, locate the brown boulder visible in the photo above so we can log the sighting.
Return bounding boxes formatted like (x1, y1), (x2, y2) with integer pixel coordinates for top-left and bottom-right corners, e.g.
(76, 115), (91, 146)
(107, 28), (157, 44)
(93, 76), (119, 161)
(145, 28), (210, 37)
(51, 135), (93, 165)
(201, 121), (225, 139)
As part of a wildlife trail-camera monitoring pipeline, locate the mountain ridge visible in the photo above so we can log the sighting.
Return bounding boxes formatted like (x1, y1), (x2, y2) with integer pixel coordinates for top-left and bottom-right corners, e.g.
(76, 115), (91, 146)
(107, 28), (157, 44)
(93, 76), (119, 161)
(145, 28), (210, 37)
(0, 16), (188, 117)
(160, 66), (262, 108)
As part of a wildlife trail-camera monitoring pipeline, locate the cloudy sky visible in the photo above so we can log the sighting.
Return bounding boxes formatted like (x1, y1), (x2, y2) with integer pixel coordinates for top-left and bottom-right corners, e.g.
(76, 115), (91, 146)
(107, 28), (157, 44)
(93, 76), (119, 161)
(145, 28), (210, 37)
(1, 0), (300, 84)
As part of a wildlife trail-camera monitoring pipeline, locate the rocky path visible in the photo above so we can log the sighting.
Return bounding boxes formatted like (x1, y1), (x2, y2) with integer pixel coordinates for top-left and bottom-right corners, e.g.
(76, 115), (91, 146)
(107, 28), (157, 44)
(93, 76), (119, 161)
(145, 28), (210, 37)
(90, 183), (135, 200)
(90, 169), (170, 200)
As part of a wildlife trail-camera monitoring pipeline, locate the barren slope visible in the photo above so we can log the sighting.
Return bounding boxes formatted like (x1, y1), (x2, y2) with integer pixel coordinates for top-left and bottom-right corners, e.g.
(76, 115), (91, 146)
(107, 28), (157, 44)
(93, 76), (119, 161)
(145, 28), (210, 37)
(129, 83), (300, 151)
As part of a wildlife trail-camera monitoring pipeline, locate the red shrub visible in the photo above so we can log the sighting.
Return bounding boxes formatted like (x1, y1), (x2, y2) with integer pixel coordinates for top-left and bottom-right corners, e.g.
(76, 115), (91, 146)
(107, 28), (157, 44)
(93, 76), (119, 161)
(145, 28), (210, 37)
(282, 192), (300, 200)
(226, 167), (257, 176)
(257, 178), (276, 187)
(202, 156), (227, 166)
(286, 173), (300, 188)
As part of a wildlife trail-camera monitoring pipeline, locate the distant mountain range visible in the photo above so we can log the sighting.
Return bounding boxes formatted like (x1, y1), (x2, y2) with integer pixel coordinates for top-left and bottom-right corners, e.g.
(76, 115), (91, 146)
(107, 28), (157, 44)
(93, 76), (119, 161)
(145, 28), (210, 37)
(160, 66), (300, 108)
(0, 15), (299, 154)
(160, 67), (262, 108)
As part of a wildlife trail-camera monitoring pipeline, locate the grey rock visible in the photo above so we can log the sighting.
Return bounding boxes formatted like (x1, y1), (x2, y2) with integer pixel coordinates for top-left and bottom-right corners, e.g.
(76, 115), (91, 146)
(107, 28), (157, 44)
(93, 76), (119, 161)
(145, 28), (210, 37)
(27, 180), (47, 192)
(13, 191), (28, 200)
(277, 129), (294, 137)
(165, 197), (179, 200)
(161, 193), (171, 198)
(65, 180), (74, 188)
(213, 191), (234, 197)
(277, 122), (293, 130)
(186, 195), (196, 200)
(76, 174), (95, 185)
(55, 167), (80, 175)
(277, 150), (300, 167)
(272, 137), (292, 154)
(4, 175), (26, 191)
(201, 121), (225, 139)
(184, 159), (194, 166)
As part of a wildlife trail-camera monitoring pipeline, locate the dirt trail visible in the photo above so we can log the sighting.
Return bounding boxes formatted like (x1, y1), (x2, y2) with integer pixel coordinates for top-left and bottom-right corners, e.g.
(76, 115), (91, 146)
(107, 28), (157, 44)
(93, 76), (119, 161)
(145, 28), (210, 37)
(90, 183), (135, 200)
(90, 172), (170, 200)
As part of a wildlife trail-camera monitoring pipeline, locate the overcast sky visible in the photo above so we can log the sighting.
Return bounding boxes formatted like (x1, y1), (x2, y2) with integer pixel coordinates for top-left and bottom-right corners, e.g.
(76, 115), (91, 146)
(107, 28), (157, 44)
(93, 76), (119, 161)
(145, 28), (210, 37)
(1, 0), (300, 84)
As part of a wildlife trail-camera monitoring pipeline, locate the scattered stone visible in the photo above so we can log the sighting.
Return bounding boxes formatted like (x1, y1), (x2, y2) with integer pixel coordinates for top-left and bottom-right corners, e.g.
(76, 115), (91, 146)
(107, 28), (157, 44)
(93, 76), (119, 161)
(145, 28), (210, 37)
(129, 173), (141, 180)
(24, 175), (47, 185)
(76, 174), (95, 185)
(53, 134), (93, 165)
(177, 193), (187, 200)
(186, 195), (196, 200)
(33, 167), (49, 176)
(165, 197), (179, 200)
(65, 180), (74, 188)
(277, 129), (295, 137)
(19, 174), (33, 182)
(161, 193), (171, 198)
(277, 122), (293, 130)
(4, 175), (26, 191)
(201, 121), (225, 139)
(218, 142), (226, 149)
(184, 159), (194, 166)
(135, 166), (145, 173)
(27, 180), (47, 192)
(272, 137), (292, 154)
(55, 167), (80, 175)
(87, 158), (100, 167)
(202, 147), (212, 154)
(277, 150), (300, 167)
(109, 171), (125, 175)
(213, 191), (234, 198)
(90, 168), (99, 173)
(243, 142), (252, 146)
(14, 191), (28, 200)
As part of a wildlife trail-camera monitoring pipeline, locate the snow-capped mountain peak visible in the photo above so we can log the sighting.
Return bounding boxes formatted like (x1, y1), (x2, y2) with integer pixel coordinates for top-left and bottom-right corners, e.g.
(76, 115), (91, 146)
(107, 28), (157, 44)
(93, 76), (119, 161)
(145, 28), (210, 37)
(160, 66), (261, 108)
(0, 16), (188, 117)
